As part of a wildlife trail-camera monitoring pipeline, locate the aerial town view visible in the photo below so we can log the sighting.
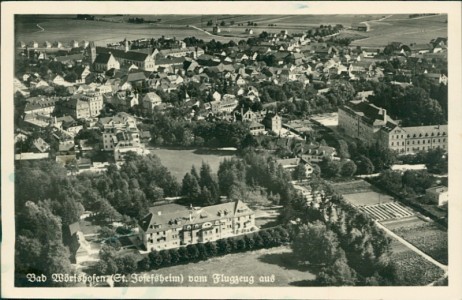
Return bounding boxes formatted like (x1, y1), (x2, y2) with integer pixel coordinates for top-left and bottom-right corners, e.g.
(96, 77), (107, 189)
(12, 13), (449, 288)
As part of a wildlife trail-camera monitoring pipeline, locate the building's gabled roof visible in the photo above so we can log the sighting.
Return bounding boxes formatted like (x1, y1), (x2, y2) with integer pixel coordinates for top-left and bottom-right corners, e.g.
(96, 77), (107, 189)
(403, 125), (447, 138)
(96, 47), (150, 62)
(341, 101), (397, 127)
(144, 91), (161, 102)
(94, 53), (113, 64)
(55, 53), (84, 63)
(139, 200), (253, 234)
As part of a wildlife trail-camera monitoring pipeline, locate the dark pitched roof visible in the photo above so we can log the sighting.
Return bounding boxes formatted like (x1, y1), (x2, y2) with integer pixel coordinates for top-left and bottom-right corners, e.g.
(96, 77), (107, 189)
(96, 47), (150, 62)
(94, 53), (112, 64)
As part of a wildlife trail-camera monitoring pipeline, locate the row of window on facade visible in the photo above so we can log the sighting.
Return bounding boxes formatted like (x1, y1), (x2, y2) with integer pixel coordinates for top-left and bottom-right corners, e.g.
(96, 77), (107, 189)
(390, 132), (446, 139)
(391, 138), (445, 146)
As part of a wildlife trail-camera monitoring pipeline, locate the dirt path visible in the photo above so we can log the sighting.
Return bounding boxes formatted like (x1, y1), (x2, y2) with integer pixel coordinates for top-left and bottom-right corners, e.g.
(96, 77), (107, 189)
(189, 25), (214, 36)
(36, 24), (45, 32)
(375, 221), (448, 272)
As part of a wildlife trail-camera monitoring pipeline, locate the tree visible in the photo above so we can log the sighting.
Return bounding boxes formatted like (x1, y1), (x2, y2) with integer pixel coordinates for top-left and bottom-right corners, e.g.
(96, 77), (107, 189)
(376, 170), (402, 192)
(177, 247), (189, 262)
(337, 140), (350, 159)
(196, 243), (209, 260)
(115, 253), (138, 274)
(315, 250), (356, 286)
(199, 162), (219, 200)
(148, 250), (163, 268)
(168, 249), (180, 265)
(205, 242), (218, 257)
(355, 155), (375, 175)
(186, 244), (199, 260)
(293, 163), (307, 182)
(425, 148), (447, 174)
(181, 173), (201, 201)
(291, 221), (340, 266)
(321, 159), (341, 179)
(99, 226), (116, 239)
(243, 235), (255, 250)
(217, 238), (231, 254)
(340, 160), (357, 177)
(236, 238), (247, 252)
(160, 250), (172, 265)
(64, 71), (78, 83)
(401, 170), (433, 194)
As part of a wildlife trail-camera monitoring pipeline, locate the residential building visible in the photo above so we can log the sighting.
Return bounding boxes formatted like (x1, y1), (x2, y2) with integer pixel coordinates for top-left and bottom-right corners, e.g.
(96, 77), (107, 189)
(276, 157), (314, 177)
(80, 92), (103, 117)
(425, 186), (448, 207)
(300, 145), (338, 163)
(64, 95), (91, 119)
(142, 92), (162, 113)
(248, 121), (266, 136)
(24, 96), (57, 116)
(99, 112), (142, 160)
(138, 200), (257, 251)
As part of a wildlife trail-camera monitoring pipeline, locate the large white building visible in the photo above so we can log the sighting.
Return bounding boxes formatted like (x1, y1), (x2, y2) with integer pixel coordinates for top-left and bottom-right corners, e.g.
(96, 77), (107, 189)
(138, 201), (257, 251)
(338, 101), (447, 154)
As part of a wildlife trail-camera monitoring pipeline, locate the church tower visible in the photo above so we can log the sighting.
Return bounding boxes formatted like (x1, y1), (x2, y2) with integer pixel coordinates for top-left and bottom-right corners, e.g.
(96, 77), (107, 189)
(89, 41), (96, 64)
(124, 38), (129, 52)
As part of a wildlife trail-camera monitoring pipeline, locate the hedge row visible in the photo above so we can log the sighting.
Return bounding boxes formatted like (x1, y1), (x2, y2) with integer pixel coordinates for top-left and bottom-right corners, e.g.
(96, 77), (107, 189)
(137, 226), (291, 271)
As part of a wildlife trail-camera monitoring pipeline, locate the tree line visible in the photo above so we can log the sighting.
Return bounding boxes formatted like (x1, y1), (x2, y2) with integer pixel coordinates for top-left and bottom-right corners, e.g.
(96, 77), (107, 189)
(94, 226), (291, 279)
(281, 183), (410, 286)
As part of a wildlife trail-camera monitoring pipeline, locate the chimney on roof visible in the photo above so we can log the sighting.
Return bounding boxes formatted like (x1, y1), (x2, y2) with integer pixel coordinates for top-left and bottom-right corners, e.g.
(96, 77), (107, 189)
(383, 108), (387, 123)
(157, 211), (162, 216)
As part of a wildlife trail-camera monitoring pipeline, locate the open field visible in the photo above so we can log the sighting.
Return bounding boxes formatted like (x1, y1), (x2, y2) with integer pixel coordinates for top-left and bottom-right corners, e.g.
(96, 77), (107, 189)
(350, 14), (447, 47)
(385, 218), (448, 265)
(343, 191), (394, 207)
(15, 16), (234, 46)
(253, 205), (282, 228)
(149, 148), (235, 181)
(100, 14), (386, 28)
(330, 179), (375, 195)
(16, 14), (446, 47)
(131, 246), (316, 287)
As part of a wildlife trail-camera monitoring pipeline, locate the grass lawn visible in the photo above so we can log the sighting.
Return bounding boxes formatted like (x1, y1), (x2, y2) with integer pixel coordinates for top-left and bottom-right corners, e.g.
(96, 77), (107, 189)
(331, 180), (374, 195)
(253, 205), (282, 229)
(343, 191), (394, 207)
(148, 148), (235, 181)
(130, 246), (316, 287)
(391, 221), (448, 265)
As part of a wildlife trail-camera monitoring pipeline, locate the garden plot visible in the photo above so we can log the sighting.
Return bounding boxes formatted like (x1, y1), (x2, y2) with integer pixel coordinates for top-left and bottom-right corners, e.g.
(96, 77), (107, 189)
(359, 202), (414, 221)
(389, 221), (448, 265)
